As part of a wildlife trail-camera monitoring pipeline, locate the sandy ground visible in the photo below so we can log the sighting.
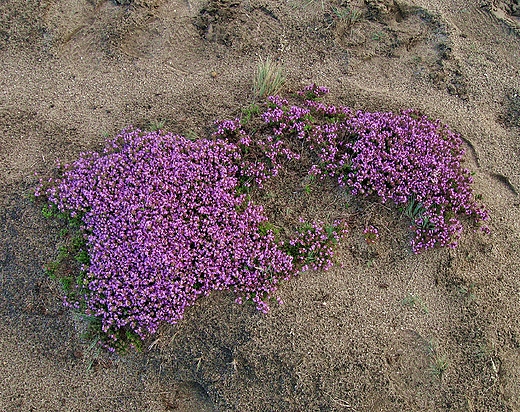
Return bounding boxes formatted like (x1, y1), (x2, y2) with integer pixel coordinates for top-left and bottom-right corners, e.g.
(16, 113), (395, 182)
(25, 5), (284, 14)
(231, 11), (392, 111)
(1, 0), (520, 410)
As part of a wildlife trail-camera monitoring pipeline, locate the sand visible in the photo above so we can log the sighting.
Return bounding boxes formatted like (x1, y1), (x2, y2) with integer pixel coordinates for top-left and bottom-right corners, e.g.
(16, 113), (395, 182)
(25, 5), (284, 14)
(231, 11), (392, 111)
(1, 0), (520, 410)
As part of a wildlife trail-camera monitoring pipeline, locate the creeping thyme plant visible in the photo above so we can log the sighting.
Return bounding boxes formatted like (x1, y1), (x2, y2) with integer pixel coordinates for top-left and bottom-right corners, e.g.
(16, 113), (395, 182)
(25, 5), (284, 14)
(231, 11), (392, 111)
(37, 85), (487, 351)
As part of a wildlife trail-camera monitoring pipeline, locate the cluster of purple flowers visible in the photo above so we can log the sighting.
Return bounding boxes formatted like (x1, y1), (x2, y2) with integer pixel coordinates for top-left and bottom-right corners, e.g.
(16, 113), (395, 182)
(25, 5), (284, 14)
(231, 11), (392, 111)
(38, 84), (488, 349)
(286, 220), (348, 272)
(213, 117), (300, 188)
(256, 84), (489, 252)
(363, 225), (379, 244)
(41, 129), (296, 341)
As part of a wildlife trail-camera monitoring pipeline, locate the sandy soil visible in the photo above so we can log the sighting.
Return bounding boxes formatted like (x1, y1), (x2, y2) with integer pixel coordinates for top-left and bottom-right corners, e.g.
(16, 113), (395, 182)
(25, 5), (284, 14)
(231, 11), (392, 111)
(1, 0), (520, 410)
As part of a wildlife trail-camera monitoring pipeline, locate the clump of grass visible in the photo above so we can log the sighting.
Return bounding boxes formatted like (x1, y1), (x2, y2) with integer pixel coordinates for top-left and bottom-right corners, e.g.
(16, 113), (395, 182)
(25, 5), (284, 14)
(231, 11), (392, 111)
(332, 6), (364, 26)
(300, 0), (326, 11)
(402, 197), (434, 230)
(403, 197), (424, 221)
(185, 129), (200, 141)
(372, 31), (386, 41)
(457, 282), (477, 302)
(402, 293), (429, 314)
(147, 119), (166, 132)
(427, 340), (449, 379)
(430, 353), (449, 378)
(253, 57), (285, 99)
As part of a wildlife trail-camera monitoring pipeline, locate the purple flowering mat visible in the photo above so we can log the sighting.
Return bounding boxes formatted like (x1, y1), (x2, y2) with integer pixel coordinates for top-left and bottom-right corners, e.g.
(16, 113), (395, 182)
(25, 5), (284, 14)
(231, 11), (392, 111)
(35, 85), (489, 353)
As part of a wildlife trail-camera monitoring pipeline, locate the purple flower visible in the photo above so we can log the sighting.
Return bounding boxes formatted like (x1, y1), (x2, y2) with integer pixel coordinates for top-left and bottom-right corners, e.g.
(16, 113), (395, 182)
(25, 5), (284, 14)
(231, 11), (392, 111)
(42, 129), (297, 347)
(38, 85), (489, 351)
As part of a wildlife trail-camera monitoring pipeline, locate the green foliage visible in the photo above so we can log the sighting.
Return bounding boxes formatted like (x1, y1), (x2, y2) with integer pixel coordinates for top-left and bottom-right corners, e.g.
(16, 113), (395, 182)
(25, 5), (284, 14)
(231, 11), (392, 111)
(371, 31), (386, 41)
(297, 221), (314, 234)
(79, 314), (143, 360)
(185, 130), (200, 141)
(457, 282), (476, 302)
(332, 6), (364, 26)
(59, 276), (74, 292)
(44, 260), (60, 279)
(42, 203), (83, 228)
(430, 353), (449, 378)
(325, 224), (341, 244)
(241, 104), (261, 125)
(426, 340), (448, 378)
(299, 0), (326, 11)
(236, 175), (253, 197)
(26, 191), (37, 203)
(403, 197), (424, 220)
(39, 203), (91, 314)
(303, 174), (316, 194)
(258, 221), (280, 238)
(402, 197), (434, 230)
(148, 119), (166, 132)
(75, 249), (90, 265)
(42, 203), (58, 219)
(402, 293), (429, 314)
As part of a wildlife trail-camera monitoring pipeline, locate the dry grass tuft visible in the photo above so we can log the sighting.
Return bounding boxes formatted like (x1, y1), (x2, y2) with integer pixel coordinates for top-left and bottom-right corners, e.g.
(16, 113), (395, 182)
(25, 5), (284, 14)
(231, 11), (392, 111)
(253, 57), (286, 99)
